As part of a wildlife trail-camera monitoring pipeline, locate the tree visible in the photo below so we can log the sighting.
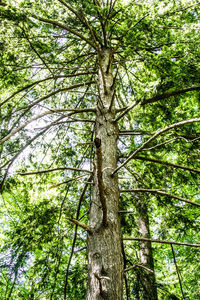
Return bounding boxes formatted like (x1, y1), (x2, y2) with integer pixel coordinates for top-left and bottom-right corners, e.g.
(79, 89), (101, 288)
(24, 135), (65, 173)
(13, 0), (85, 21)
(1, 0), (200, 299)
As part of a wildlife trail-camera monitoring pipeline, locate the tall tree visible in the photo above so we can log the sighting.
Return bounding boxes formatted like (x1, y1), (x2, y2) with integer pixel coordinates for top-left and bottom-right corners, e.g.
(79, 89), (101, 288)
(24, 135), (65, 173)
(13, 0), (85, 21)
(1, 0), (200, 299)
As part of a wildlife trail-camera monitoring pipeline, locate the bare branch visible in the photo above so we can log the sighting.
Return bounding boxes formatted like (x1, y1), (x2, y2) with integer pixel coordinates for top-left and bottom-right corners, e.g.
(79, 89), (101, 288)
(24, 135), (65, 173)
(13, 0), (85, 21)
(119, 130), (152, 136)
(171, 245), (185, 299)
(64, 174), (93, 299)
(115, 100), (140, 122)
(112, 118), (200, 175)
(19, 167), (92, 176)
(112, 14), (149, 54)
(33, 15), (97, 49)
(15, 81), (95, 112)
(34, 117), (95, 130)
(63, 118), (95, 123)
(141, 86), (200, 106)
(0, 72), (96, 107)
(67, 218), (92, 232)
(0, 111), (54, 145)
(134, 156), (200, 174)
(171, 1), (200, 13)
(57, 0), (102, 46)
(0, 128), (50, 192)
(120, 188), (200, 208)
(49, 174), (88, 189)
(0, 108), (95, 145)
(119, 210), (135, 214)
(123, 237), (200, 248)
(115, 85), (200, 119)
(124, 264), (154, 274)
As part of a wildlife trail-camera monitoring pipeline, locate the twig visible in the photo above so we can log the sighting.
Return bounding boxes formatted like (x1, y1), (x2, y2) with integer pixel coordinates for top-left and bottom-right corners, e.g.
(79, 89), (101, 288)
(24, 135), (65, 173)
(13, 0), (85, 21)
(22, 27), (54, 76)
(74, 246), (87, 253)
(143, 137), (179, 151)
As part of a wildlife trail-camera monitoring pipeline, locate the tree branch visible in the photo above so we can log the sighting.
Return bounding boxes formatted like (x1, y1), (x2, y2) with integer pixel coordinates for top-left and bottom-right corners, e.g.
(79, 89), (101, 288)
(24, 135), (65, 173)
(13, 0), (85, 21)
(134, 156), (200, 174)
(57, 0), (102, 46)
(15, 81), (95, 112)
(0, 72), (96, 107)
(80, 9), (102, 49)
(115, 85), (200, 119)
(19, 167), (92, 176)
(119, 210), (135, 214)
(22, 27), (54, 76)
(123, 237), (200, 248)
(119, 130), (152, 136)
(34, 117), (95, 131)
(120, 188), (200, 208)
(0, 128), (50, 192)
(141, 86), (200, 106)
(114, 100), (140, 122)
(33, 15), (97, 49)
(64, 174), (93, 299)
(49, 174), (88, 189)
(124, 264), (154, 274)
(112, 14), (149, 54)
(171, 245), (185, 299)
(67, 218), (92, 232)
(1, 108), (95, 145)
(112, 118), (200, 175)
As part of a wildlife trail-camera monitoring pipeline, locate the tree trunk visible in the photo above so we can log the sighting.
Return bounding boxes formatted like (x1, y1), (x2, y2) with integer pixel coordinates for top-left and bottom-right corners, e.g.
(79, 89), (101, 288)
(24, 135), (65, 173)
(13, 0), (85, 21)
(136, 198), (158, 300)
(87, 49), (123, 300)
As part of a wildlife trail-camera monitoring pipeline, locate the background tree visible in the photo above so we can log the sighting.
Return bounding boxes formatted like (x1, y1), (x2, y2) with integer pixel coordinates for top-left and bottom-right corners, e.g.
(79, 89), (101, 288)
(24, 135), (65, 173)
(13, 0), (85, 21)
(1, 0), (200, 299)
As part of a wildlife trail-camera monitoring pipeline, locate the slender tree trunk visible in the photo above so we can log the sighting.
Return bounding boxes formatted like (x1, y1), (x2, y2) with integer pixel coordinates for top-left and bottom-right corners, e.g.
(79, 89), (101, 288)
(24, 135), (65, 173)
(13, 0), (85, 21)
(136, 198), (158, 300)
(87, 49), (123, 299)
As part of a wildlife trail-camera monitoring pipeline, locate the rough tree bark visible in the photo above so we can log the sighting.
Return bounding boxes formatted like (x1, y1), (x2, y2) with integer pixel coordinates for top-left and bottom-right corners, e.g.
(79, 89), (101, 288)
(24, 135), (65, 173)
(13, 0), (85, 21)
(87, 49), (124, 299)
(136, 197), (158, 300)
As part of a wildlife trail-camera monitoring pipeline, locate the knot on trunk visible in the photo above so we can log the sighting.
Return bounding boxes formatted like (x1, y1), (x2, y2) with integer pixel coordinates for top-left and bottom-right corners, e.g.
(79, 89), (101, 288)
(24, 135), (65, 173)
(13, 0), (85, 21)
(95, 137), (101, 148)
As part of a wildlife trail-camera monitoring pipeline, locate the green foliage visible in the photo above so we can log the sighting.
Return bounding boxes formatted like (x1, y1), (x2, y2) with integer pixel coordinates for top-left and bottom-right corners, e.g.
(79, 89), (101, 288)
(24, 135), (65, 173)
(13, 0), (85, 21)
(0, 0), (200, 299)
